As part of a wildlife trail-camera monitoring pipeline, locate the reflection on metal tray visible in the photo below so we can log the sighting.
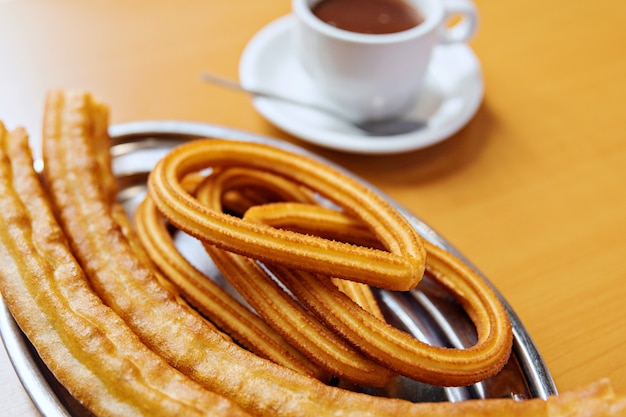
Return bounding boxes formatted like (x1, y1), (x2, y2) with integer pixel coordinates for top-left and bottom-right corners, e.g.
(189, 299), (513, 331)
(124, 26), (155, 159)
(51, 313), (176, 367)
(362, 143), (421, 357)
(0, 121), (557, 416)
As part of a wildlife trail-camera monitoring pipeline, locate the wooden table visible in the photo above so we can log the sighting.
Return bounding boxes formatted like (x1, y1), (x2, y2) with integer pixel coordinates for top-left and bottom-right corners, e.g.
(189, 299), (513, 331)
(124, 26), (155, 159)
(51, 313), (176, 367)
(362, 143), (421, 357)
(1, 0), (625, 414)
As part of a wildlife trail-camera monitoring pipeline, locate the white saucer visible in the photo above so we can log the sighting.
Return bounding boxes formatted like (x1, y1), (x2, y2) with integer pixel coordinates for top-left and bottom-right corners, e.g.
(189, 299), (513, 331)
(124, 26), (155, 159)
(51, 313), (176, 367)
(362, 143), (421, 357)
(239, 15), (484, 155)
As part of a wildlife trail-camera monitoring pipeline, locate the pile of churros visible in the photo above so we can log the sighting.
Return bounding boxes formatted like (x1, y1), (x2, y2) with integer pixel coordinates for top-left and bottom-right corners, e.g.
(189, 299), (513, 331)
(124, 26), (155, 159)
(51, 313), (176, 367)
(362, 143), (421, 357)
(0, 90), (624, 416)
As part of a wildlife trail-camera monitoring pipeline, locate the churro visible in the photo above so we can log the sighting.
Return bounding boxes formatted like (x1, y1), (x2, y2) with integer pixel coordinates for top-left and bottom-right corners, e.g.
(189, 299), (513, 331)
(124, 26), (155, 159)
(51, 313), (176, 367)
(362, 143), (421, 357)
(202, 167), (385, 319)
(240, 202), (512, 386)
(159, 154), (511, 385)
(0, 122), (248, 417)
(194, 172), (395, 386)
(211, 166), (317, 216)
(134, 166), (389, 384)
(134, 183), (328, 381)
(148, 139), (426, 291)
(43, 90), (303, 411)
(244, 202), (385, 319)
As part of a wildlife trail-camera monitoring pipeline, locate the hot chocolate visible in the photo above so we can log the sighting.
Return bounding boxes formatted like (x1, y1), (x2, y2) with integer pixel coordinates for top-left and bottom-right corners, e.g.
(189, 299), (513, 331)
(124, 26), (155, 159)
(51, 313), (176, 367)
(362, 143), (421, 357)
(312, 0), (424, 34)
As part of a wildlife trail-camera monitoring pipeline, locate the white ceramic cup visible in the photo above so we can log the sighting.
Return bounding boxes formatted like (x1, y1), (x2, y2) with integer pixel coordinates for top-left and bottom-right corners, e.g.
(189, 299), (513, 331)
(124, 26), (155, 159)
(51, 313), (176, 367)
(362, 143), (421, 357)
(292, 0), (478, 121)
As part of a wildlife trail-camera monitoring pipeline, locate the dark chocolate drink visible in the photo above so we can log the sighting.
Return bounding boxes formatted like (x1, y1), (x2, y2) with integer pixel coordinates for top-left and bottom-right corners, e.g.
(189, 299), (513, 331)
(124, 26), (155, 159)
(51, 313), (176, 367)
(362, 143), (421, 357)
(312, 0), (424, 34)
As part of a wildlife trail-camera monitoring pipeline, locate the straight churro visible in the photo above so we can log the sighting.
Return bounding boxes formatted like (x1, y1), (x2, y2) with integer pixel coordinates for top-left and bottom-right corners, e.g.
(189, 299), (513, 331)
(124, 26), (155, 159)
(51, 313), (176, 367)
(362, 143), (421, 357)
(0, 122), (248, 417)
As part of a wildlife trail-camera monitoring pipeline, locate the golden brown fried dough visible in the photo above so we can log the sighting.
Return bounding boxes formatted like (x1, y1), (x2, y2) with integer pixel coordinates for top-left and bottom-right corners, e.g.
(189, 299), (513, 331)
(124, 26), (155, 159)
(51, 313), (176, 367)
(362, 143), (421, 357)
(192, 170), (396, 386)
(156, 147), (511, 386)
(244, 202), (385, 319)
(243, 202), (513, 385)
(0, 122), (248, 417)
(134, 187), (328, 381)
(134, 166), (389, 385)
(148, 139), (426, 291)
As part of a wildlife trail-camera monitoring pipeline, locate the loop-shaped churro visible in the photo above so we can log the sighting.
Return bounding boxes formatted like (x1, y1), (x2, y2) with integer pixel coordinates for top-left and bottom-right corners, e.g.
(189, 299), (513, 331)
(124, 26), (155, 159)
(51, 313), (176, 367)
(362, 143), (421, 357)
(193, 170), (396, 387)
(148, 142), (511, 386)
(134, 194), (329, 381)
(188, 164), (511, 385)
(242, 203), (512, 386)
(148, 139), (426, 291)
(210, 166), (318, 216)
(203, 167), (385, 320)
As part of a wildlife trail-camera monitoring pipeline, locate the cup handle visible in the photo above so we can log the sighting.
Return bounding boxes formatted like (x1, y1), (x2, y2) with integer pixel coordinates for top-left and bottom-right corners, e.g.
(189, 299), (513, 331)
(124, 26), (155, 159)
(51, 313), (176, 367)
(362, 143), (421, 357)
(439, 0), (478, 44)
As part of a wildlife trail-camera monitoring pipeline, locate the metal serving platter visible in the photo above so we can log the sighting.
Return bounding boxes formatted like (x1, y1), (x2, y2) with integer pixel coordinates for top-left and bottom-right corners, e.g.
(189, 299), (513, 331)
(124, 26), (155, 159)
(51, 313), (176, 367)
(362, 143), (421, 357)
(0, 121), (557, 416)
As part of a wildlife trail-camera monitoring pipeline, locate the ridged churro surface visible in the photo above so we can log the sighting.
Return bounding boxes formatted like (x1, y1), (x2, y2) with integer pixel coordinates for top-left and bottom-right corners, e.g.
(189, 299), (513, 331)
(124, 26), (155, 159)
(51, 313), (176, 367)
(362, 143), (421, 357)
(0, 121), (248, 417)
(148, 139), (426, 291)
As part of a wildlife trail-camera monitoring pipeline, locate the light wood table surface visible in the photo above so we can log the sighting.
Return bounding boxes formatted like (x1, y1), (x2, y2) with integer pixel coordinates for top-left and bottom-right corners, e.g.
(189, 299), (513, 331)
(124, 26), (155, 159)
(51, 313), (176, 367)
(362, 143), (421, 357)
(1, 0), (625, 415)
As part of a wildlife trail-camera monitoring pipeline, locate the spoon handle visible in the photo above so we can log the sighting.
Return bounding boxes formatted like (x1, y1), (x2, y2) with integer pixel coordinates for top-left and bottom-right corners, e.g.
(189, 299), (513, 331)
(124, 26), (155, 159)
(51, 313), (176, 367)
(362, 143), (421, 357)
(200, 72), (255, 95)
(200, 72), (344, 119)
(200, 72), (426, 136)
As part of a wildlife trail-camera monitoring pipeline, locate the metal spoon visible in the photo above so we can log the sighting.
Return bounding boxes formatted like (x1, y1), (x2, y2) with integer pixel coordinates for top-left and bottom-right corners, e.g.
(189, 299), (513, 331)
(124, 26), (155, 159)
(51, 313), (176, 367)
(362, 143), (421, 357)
(200, 72), (426, 136)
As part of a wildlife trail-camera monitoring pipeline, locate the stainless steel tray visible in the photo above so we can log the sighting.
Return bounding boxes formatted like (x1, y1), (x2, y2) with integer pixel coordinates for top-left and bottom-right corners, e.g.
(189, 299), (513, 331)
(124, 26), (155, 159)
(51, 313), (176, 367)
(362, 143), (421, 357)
(0, 121), (557, 416)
